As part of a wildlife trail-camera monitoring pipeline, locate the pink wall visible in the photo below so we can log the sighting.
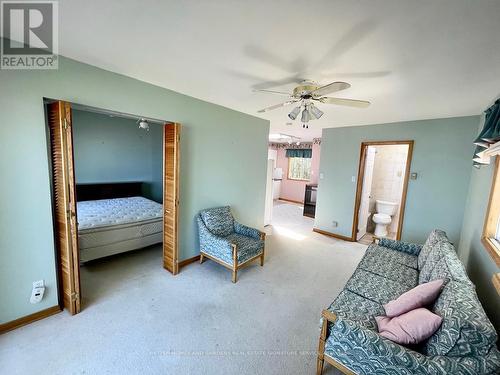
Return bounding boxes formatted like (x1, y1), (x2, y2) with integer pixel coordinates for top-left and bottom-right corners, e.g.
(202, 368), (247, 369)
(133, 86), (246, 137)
(271, 143), (321, 203)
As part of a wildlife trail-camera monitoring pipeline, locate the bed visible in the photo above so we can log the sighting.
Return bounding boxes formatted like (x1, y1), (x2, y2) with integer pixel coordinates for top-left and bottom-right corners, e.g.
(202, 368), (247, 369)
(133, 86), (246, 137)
(76, 183), (163, 262)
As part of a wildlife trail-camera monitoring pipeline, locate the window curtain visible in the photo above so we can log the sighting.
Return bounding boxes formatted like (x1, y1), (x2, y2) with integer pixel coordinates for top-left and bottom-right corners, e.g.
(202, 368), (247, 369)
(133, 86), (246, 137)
(474, 99), (500, 167)
(286, 148), (312, 158)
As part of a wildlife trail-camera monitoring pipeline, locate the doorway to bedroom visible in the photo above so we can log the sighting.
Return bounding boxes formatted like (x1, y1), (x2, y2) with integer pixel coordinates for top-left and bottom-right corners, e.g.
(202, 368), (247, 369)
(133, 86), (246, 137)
(45, 100), (180, 315)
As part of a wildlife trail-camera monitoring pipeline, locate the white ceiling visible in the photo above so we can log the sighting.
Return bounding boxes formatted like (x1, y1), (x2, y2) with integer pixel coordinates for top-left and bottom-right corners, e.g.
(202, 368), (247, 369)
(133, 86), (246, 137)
(44, 1), (500, 140)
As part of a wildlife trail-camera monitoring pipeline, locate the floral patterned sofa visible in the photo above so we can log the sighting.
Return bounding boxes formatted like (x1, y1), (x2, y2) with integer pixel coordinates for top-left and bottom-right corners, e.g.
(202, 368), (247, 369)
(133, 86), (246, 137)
(317, 230), (500, 375)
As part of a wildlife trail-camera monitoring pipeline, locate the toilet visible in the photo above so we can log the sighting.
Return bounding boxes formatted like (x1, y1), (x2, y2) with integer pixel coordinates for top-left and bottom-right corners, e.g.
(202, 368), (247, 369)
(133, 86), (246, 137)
(372, 200), (398, 237)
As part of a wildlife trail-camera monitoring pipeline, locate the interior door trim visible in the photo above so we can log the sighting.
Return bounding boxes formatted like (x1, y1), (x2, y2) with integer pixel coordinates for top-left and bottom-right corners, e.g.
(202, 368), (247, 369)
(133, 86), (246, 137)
(351, 140), (414, 242)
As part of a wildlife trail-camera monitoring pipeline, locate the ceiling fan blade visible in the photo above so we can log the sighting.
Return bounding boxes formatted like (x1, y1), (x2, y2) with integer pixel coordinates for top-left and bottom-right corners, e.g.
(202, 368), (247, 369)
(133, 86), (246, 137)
(319, 97), (370, 108)
(253, 89), (292, 97)
(312, 82), (351, 97)
(257, 100), (297, 113)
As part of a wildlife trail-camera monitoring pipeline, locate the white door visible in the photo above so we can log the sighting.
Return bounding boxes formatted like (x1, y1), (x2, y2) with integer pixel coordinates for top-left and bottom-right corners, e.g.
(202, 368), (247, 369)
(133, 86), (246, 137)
(264, 159), (274, 226)
(357, 146), (376, 240)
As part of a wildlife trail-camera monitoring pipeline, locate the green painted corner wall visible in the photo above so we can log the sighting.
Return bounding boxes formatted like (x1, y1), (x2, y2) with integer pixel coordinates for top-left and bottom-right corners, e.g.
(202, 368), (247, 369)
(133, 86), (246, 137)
(0, 54), (269, 323)
(458, 148), (500, 331)
(72, 109), (164, 202)
(315, 116), (479, 245)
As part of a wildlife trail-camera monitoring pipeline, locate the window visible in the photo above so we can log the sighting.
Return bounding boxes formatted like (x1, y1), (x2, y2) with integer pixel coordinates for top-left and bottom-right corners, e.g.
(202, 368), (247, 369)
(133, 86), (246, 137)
(288, 157), (312, 181)
(482, 157), (500, 266)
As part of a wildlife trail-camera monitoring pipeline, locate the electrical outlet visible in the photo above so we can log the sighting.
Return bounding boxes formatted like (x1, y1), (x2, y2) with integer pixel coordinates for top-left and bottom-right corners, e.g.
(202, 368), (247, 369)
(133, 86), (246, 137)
(319, 172), (324, 180)
(332, 221), (338, 227)
(30, 286), (45, 304)
(351, 176), (356, 183)
(30, 280), (45, 304)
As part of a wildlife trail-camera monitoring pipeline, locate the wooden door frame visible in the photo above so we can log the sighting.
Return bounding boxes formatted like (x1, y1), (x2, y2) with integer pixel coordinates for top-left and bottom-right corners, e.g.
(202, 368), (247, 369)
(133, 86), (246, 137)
(351, 140), (414, 242)
(47, 100), (181, 316)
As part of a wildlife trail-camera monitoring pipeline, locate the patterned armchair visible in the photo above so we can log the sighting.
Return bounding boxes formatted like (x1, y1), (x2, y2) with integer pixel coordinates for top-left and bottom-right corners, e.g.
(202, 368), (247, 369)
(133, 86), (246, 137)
(197, 206), (265, 283)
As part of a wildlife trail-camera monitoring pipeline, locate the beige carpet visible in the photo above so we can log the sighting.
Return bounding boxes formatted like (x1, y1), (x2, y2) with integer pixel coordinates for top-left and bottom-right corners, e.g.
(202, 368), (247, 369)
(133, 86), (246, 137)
(0, 202), (366, 374)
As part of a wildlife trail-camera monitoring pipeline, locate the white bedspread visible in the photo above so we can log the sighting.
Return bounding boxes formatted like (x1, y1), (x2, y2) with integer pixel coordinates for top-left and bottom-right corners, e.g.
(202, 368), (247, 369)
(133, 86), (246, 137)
(77, 196), (163, 230)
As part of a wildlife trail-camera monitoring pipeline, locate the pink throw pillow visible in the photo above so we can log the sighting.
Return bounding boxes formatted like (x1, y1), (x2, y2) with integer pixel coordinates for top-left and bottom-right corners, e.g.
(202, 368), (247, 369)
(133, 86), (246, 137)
(376, 308), (443, 345)
(384, 279), (445, 318)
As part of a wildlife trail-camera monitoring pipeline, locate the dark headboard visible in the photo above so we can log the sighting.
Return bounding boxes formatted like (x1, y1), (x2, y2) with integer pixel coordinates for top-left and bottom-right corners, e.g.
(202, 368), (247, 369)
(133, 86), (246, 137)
(76, 182), (143, 202)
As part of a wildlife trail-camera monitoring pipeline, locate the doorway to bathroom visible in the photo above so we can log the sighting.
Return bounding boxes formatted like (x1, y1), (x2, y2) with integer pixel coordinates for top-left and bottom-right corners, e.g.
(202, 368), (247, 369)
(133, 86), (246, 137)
(352, 141), (413, 244)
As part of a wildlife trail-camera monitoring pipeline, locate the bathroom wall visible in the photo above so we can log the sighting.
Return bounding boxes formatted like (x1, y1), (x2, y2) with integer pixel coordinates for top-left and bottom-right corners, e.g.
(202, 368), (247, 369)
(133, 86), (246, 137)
(369, 144), (409, 234)
(271, 142), (321, 203)
(315, 116), (478, 244)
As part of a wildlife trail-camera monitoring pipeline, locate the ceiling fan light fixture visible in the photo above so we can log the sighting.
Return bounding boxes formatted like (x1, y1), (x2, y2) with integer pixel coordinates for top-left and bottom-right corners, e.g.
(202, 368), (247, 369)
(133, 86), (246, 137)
(309, 104), (324, 119)
(288, 106), (301, 120)
(301, 108), (311, 123)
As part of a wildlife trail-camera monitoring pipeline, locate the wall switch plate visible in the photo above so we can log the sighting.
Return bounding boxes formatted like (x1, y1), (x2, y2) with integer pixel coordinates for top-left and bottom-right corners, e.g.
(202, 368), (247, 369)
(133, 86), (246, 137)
(33, 280), (44, 288)
(332, 221), (338, 227)
(410, 172), (418, 180)
(351, 176), (356, 183)
(319, 172), (324, 180)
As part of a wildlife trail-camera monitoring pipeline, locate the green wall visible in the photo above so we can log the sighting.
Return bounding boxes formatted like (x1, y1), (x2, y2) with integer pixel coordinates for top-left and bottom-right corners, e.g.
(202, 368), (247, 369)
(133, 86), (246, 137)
(72, 109), (164, 202)
(0, 54), (269, 323)
(73, 110), (163, 203)
(458, 147), (500, 331)
(315, 116), (479, 245)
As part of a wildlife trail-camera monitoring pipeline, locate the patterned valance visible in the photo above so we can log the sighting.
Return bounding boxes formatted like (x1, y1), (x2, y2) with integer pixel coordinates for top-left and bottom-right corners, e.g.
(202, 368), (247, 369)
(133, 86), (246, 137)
(269, 138), (321, 150)
(286, 148), (312, 158)
(474, 99), (500, 167)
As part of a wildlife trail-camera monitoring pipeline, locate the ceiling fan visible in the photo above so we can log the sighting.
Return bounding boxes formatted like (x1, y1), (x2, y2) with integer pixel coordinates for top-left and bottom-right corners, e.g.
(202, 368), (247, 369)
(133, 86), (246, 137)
(256, 80), (370, 128)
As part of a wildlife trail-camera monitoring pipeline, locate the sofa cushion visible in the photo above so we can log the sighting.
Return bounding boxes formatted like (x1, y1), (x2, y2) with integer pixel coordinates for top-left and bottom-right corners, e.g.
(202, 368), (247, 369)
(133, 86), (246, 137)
(225, 233), (264, 263)
(378, 238), (422, 255)
(200, 206), (234, 237)
(418, 229), (449, 270)
(423, 281), (498, 357)
(364, 244), (418, 269)
(326, 290), (385, 331)
(346, 269), (415, 305)
(358, 253), (418, 289)
(428, 252), (472, 286)
(419, 241), (455, 284)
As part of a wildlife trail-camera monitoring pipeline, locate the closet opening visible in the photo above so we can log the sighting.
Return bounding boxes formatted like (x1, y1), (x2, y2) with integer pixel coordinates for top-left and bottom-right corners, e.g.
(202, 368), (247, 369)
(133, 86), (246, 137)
(45, 99), (180, 315)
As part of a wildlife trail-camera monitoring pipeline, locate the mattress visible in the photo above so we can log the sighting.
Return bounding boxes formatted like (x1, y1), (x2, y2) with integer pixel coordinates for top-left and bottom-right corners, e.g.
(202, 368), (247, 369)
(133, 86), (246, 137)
(77, 197), (163, 261)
